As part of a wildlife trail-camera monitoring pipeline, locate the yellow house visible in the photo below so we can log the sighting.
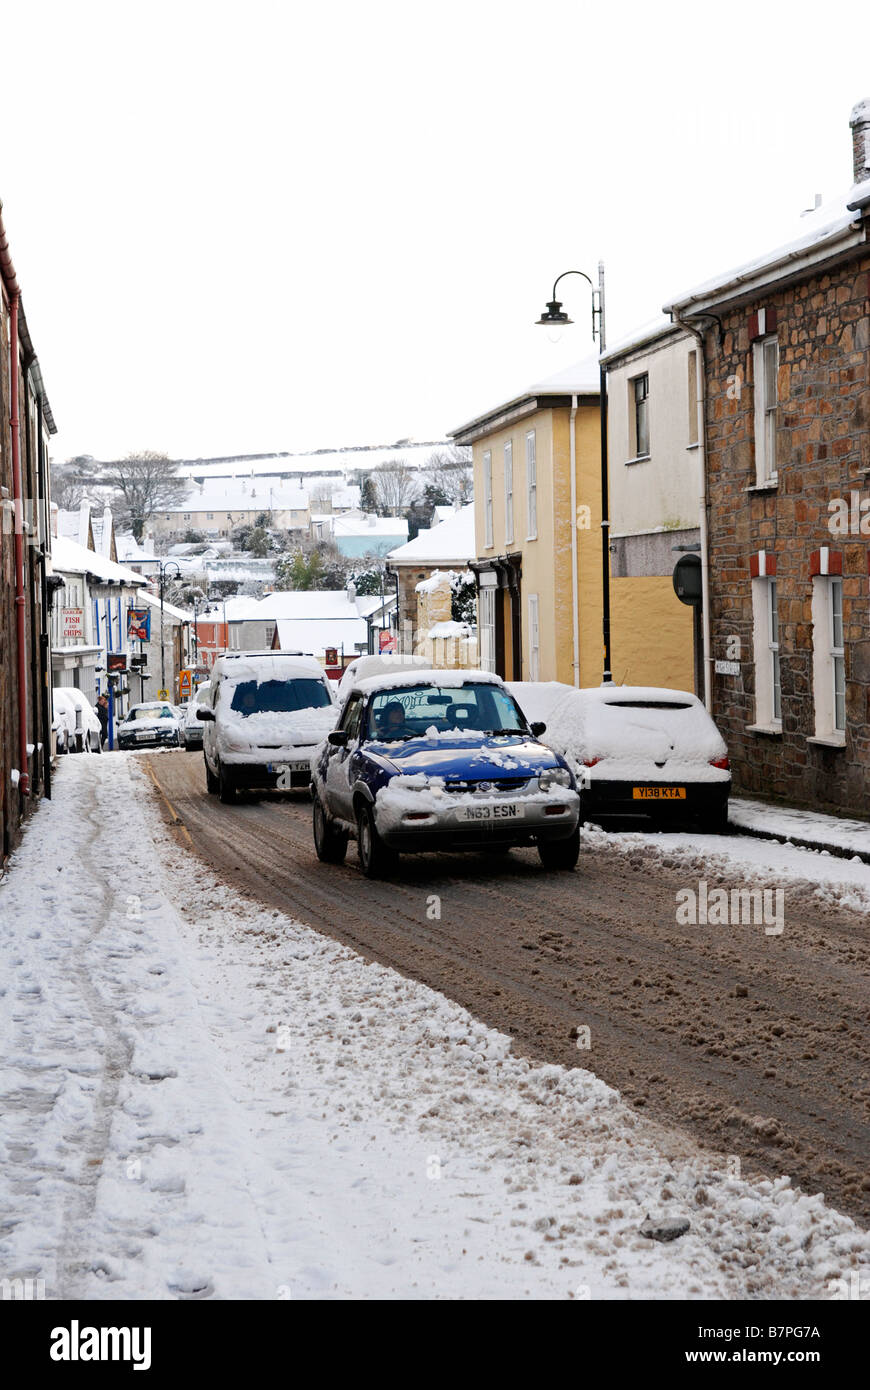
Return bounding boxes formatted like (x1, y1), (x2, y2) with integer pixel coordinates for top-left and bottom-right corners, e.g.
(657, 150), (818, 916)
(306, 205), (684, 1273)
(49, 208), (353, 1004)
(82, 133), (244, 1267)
(451, 346), (697, 693)
(451, 359), (604, 685)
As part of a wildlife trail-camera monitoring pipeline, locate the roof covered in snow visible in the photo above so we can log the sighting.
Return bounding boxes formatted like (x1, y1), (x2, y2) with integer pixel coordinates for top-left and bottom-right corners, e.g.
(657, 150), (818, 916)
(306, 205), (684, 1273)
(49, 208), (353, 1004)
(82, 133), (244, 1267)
(50, 533), (143, 587)
(168, 482), (309, 514)
(387, 503), (475, 565)
(330, 514), (409, 539)
(255, 589), (376, 621)
(273, 617), (369, 654)
(135, 588), (191, 623)
(450, 355), (600, 443)
(665, 181), (870, 314)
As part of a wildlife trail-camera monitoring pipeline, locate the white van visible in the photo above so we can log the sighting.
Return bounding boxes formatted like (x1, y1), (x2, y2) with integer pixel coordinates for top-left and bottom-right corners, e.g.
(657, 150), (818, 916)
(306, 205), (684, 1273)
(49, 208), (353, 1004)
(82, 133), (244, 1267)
(200, 652), (338, 802)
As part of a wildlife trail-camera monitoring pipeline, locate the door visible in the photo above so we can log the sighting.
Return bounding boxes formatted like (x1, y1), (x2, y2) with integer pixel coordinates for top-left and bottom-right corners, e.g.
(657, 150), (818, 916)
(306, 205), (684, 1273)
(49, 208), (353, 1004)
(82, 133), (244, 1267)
(325, 694), (364, 819)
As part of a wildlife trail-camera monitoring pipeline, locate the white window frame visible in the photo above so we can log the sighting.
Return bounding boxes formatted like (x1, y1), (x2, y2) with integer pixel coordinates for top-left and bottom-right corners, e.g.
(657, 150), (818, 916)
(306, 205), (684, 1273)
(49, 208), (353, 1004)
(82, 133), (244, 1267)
(750, 576), (782, 730)
(478, 582), (496, 673)
(504, 440), (514, 545)
(632, 373), (650, 458)
(525, 430), (537, 540)
(811, 575), (846, 741)
(753, 334), (779, 483)
(483, 450), (493, 548)
(528, 593), (540, 680)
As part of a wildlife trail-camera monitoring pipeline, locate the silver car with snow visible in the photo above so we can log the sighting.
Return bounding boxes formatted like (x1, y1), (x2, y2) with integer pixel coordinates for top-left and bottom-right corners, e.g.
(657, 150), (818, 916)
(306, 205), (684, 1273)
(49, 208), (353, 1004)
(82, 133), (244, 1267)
(200, 652), (337, 802)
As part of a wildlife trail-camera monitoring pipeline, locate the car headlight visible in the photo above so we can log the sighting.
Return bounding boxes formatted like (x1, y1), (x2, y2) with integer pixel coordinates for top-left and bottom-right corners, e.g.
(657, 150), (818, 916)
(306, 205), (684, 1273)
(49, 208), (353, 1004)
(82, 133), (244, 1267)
(538, 767), (573, 792)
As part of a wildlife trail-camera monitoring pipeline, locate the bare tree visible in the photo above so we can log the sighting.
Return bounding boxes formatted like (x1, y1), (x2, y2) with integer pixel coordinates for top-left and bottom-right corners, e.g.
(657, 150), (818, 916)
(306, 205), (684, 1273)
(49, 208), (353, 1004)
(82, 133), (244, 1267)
(420, 446), (473, 505)
(371, 458), (418, 515)
(50, 456), (94, 510)
(309, 484), (334, 514)
(98, 450), (188, 540)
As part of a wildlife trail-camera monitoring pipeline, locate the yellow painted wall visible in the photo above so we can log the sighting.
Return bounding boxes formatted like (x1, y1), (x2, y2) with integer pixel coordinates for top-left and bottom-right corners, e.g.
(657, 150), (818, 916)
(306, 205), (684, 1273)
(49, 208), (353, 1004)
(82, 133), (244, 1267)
(611, 576), (695, 691)
(472, 404), (601, 683)
(471, 401), (694, 693)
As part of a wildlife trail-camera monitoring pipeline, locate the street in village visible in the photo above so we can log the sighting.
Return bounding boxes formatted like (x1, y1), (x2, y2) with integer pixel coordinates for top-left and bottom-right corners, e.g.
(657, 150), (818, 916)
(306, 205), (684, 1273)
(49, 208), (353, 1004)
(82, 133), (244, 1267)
(1, 748), (868, 1301)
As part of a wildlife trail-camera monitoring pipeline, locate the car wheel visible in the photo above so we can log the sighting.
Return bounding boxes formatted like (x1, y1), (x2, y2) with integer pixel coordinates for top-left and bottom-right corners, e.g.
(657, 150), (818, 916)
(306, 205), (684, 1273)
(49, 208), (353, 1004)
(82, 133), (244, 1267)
(538, 826), (581, 871)
(356, 801), (397, 879)
(205, 756), (219, 794)
(218, 763), (237, 804)
(312, 794), (348, 864)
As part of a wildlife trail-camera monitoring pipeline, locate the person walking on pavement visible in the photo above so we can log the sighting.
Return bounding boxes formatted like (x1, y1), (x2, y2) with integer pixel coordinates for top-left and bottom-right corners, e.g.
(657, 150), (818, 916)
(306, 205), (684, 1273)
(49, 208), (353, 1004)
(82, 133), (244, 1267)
(96, 693), (110, 749)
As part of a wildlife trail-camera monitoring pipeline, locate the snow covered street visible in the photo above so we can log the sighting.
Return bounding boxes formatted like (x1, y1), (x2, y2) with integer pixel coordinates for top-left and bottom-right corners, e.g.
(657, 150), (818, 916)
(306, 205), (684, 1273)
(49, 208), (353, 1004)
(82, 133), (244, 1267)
(1, 753), (869, 1300)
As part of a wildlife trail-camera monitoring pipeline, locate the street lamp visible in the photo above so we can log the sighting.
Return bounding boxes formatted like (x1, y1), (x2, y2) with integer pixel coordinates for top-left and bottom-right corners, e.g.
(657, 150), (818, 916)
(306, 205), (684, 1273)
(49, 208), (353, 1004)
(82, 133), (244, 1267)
(206, 589), (228, 655)
(190, 586), (206, 668)
(536, 263), (612, 685)
(157, 559), (181, 696)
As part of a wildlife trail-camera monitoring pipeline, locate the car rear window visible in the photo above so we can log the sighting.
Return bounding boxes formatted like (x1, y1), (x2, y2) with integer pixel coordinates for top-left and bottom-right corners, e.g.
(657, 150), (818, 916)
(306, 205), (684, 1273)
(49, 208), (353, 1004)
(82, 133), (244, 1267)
(602, 700), (692, 710)
(229, 678), (331, 717)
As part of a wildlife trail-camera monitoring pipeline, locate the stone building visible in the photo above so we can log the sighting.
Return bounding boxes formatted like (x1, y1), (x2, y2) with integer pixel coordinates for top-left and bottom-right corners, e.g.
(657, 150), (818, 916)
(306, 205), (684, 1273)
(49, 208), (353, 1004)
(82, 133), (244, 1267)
(663, 99), (870, 814)
(386, 504), (475, 655)
(0, 201), (56, 861)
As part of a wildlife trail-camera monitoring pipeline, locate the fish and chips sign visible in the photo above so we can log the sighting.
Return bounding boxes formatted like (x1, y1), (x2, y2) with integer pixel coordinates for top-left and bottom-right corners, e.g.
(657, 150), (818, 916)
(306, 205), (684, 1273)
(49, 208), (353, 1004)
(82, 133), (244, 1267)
(61, 607), (84, 640)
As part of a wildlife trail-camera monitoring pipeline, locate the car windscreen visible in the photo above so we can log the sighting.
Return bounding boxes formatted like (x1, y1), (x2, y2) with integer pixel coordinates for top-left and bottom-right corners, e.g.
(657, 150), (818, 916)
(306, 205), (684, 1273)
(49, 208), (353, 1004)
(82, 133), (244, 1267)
(229, 678), (332, 717)
(365, 683), (528, 741)
(127, 706), (174, 721)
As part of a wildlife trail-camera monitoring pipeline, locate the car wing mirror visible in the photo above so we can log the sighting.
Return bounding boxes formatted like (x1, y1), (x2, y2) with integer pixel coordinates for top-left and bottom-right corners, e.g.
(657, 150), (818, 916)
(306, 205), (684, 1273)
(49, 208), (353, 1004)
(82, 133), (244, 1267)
(196, 708), (215, 721)
(530, 721), (547, 737)
(328, 729), (348, 747)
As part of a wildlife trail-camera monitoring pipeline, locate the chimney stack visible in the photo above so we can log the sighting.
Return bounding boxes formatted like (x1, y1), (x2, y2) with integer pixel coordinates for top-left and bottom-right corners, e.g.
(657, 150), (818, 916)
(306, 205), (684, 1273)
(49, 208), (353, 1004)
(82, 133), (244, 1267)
(849, 98), (870, 186)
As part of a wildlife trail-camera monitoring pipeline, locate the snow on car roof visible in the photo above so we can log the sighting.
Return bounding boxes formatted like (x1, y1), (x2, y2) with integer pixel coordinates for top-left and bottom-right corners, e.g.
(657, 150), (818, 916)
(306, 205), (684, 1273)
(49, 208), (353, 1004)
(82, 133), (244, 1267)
(212, 653), (326, 683)
(581, 684), (700, 706)
(354, 668), (505, 696)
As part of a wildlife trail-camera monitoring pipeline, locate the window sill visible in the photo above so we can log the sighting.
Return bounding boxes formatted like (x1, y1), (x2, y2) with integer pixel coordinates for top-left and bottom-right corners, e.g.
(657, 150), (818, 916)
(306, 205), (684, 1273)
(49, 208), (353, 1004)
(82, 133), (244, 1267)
(525, 535), (537, 543)
(807, 734), (846, 750)
(686, 442), (700, 451)
(625, 454), (651, 467)
(746, 722), (782, 737)
(743, 479), (778, 493)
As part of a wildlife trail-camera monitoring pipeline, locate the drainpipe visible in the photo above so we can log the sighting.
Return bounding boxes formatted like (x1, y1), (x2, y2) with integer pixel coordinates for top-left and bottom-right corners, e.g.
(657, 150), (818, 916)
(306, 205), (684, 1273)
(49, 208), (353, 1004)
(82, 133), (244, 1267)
(671, 308), (713, 711)
(9, 291), (29, 794)
(569, 395), (580, 686)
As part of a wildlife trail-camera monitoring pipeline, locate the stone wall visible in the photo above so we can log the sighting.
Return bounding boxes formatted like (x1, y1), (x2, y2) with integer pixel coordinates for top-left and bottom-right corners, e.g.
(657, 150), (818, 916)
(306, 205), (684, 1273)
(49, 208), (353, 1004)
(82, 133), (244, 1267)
(704, 254), (870, 813)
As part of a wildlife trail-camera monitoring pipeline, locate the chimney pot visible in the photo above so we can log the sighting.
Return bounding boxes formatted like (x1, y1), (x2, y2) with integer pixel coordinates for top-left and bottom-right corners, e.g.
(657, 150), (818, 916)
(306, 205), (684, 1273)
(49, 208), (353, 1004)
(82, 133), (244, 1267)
(849, 98), (870, 186)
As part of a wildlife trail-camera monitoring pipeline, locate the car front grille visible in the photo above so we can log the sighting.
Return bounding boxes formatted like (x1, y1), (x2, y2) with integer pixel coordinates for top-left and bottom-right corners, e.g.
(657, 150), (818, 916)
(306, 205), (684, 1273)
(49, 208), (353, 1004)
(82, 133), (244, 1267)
(444, 776), (531, 794)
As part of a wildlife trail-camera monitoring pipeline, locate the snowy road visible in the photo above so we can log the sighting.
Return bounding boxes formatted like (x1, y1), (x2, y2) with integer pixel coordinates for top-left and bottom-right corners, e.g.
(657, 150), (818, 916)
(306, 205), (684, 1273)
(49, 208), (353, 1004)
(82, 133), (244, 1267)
(147, 750), (870, 1228)
(1, 752), (868, 1301)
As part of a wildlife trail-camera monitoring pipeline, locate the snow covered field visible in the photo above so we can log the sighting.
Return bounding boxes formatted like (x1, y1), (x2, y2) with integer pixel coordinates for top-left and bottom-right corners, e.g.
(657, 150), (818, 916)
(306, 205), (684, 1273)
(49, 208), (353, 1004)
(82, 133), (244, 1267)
(1, 754), (868, 1300)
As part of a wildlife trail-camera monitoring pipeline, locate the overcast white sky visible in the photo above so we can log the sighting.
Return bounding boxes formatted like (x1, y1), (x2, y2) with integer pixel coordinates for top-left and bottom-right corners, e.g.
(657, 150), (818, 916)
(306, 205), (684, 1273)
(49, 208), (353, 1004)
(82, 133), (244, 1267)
(2, 0), (868, 463)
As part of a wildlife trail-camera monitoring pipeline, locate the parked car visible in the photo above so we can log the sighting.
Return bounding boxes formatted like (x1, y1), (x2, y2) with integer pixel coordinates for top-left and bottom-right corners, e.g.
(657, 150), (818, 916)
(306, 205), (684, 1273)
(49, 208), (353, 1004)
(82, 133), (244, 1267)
(311, 669), (581, 878)
(52, 688), (102, 753)
(117, 701), (183, 750)
(200, 652), (337, 802)
(508, 682), (731, 833)
(181, 682), (212, 749)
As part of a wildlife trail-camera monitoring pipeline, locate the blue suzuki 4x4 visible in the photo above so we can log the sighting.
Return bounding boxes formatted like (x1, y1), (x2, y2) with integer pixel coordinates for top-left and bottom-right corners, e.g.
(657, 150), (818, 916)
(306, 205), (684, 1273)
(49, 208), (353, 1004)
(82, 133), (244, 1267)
(311, 669), (580, 878)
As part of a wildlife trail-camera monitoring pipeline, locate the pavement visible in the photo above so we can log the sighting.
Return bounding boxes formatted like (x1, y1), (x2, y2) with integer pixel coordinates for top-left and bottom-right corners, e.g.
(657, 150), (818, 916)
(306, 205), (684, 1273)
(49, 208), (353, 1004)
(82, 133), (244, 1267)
(730, 798), (870, 863)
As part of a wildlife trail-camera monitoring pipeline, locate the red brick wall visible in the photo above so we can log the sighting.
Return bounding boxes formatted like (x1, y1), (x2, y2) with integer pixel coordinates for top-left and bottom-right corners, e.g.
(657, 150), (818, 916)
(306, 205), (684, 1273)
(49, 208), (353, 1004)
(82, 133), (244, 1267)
(704, 254), (870, 813)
